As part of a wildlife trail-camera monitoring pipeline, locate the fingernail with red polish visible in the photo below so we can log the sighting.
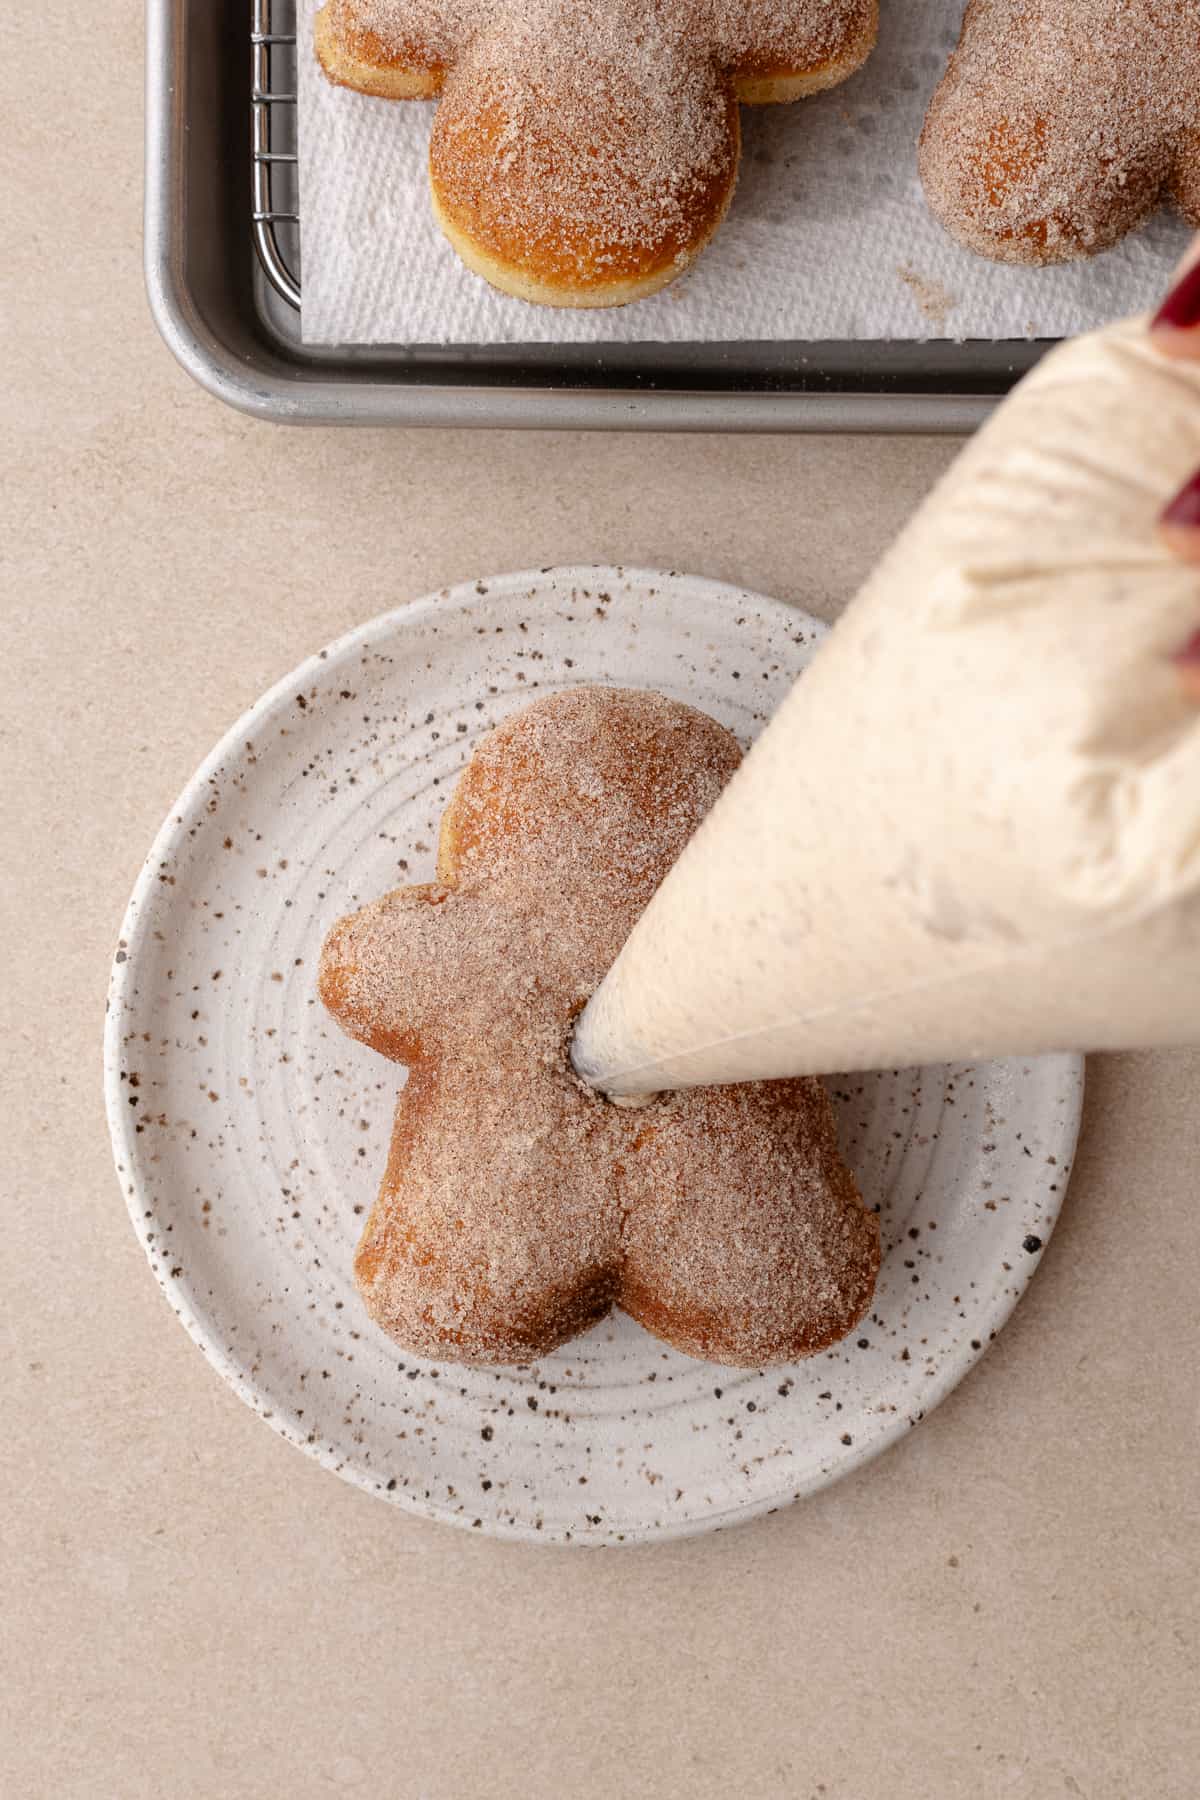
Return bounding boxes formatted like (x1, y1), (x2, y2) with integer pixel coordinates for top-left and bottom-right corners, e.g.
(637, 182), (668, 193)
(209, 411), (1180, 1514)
(1152, 260), (1200, 333)
(1173, 628), (1200, 669)
(1161, 468), (1200, 531)
(1174, 634), (1200, 698)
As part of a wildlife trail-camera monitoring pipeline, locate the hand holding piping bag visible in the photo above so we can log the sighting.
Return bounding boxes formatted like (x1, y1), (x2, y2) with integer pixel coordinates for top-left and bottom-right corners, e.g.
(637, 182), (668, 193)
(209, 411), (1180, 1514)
(573, 262), (1200, 1095)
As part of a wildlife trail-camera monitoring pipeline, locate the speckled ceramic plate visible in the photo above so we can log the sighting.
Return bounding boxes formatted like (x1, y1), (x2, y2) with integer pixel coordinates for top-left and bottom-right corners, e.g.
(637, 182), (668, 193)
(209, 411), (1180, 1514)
(105, 568), (1083, 1544)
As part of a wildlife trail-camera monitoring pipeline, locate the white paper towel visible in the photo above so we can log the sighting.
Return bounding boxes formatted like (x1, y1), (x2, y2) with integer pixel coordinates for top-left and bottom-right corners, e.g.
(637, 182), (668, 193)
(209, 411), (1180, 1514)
(297, 0), (1192, 346)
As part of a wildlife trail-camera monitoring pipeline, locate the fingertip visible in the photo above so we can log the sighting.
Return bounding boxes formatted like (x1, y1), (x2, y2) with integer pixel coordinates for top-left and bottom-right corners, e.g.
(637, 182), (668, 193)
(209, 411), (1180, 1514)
(1158, 522), (1200, 564)
(1149, 243), (1200, 353)
(1171, 628), (1200, 702)
(1147, 323), (1200, 363)
(1177, 664), (1200, 703)
(1161, 467), (1200, 530)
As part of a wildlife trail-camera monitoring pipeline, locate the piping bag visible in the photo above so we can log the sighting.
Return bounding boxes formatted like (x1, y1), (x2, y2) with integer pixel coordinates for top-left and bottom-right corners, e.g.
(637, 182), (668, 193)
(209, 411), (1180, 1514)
(573, 318), (1200, 1098)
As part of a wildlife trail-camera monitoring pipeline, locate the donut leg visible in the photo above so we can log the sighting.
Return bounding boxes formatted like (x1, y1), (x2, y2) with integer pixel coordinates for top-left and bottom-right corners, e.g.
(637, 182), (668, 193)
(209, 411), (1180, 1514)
(616, 1083), (879, 1367)
(355, 1065), (623, 1364)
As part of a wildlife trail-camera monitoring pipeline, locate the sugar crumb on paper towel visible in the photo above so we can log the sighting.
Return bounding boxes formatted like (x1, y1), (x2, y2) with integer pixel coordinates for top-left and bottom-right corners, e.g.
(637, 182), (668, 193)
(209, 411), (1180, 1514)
(898, 265), (956, 334)
(297, 0), (1191, 347)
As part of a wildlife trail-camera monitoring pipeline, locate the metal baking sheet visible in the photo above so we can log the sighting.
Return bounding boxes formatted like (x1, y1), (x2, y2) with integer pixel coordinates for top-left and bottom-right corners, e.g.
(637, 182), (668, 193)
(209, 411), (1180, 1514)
(145, 0), (1048, 430)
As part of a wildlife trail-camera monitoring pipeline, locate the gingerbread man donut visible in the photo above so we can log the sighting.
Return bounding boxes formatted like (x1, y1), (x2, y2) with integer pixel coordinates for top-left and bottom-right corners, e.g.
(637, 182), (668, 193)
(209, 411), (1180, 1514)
(318, 687), (879, 1366)
(315, 0), (878, 305)
(920, 0), (1200, 265)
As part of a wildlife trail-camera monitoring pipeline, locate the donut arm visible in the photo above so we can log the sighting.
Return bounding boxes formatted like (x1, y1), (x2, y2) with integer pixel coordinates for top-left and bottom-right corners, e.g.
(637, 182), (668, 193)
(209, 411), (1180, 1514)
(317, 883), (455, 1063)
(713, 0), (878, 102)
(315, 0), (476, 97)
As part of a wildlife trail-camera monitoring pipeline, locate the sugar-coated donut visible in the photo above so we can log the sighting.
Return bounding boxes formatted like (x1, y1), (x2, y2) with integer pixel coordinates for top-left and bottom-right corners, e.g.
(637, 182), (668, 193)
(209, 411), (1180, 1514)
(315, 0), (878, 306)
(318, 687), (880, 1366)
(920, 0), (1200, 266)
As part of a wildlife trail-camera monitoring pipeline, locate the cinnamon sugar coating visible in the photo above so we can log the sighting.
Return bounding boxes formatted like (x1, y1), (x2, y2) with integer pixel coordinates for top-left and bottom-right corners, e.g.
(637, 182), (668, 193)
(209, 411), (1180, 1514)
(318, 688), (879, 1366)
(315, 0), (877, 303)
(920, 0), (1200, 265)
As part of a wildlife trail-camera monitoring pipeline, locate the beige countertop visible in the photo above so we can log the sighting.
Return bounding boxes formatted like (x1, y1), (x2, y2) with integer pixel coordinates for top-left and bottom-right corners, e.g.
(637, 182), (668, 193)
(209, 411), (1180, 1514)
(4, 7), (1198, 1797)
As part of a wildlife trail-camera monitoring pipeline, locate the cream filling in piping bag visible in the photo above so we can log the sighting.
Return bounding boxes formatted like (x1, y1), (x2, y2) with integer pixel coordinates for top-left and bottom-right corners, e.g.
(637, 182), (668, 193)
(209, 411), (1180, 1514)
(573, 318), (1200, 1095)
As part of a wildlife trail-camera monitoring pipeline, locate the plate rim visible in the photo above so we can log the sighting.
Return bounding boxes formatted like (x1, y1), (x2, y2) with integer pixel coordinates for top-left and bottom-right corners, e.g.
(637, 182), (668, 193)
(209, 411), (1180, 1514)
(104, 566), (1085, 1545)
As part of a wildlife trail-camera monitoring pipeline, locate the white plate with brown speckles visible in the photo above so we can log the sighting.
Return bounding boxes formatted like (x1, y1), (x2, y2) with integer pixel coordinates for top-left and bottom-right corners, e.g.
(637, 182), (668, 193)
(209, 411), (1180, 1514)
(105, 568), (1083, 1545)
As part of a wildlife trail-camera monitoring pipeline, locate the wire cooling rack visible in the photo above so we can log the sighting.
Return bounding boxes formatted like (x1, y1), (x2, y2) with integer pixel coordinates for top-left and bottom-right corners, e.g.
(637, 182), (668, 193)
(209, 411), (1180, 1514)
(252, 0), (301, 308)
